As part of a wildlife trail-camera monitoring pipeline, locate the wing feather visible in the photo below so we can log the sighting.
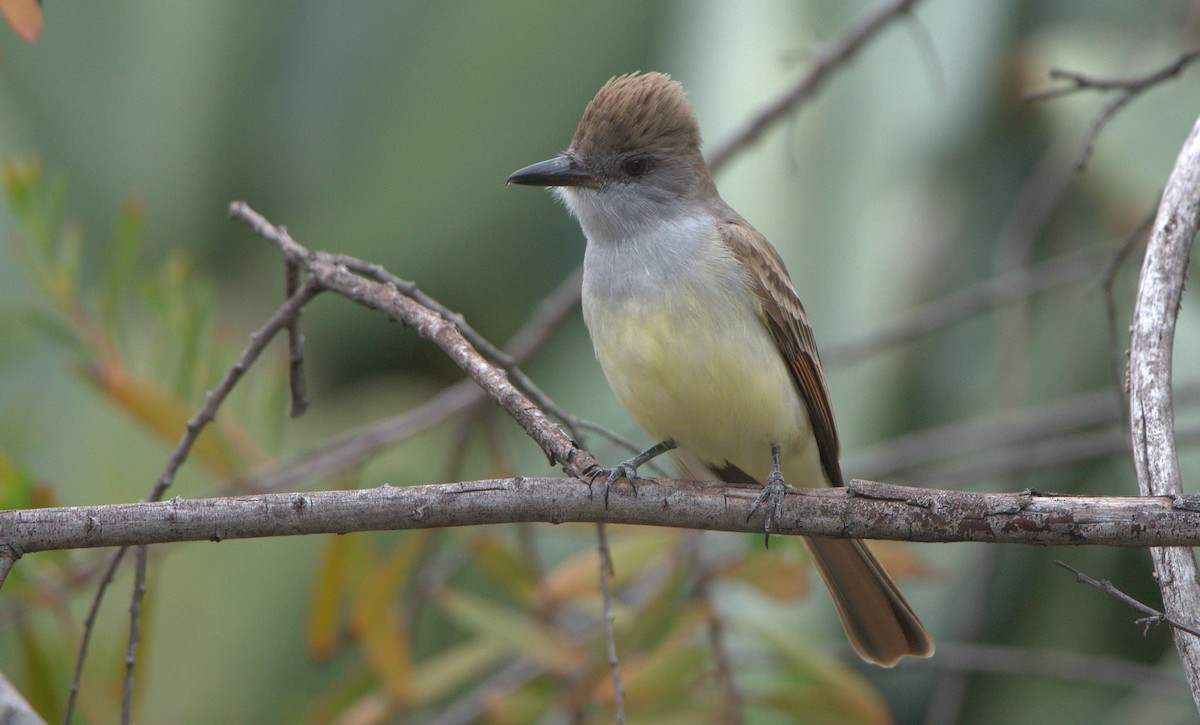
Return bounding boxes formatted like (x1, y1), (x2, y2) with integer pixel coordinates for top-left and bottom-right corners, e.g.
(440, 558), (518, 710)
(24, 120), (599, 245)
(720, 221), (844, 487)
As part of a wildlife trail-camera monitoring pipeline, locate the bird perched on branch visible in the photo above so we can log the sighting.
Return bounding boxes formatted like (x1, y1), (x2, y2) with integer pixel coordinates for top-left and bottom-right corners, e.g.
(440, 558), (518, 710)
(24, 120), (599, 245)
(509, 72), (932, 666)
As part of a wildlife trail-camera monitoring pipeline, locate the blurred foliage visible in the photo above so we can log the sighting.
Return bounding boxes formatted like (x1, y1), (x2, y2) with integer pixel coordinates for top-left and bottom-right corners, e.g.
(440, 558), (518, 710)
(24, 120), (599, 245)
(1, 1), (1200, 724)
(0, 0), (42, 45)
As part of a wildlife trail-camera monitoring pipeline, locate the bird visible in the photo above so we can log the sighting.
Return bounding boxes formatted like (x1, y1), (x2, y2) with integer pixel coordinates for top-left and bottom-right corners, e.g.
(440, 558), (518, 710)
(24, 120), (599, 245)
(507, 71), (932, 666)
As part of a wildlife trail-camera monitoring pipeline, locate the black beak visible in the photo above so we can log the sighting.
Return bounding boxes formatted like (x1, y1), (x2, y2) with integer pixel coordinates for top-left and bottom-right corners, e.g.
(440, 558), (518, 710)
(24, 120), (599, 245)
(507, 155), (596, 187)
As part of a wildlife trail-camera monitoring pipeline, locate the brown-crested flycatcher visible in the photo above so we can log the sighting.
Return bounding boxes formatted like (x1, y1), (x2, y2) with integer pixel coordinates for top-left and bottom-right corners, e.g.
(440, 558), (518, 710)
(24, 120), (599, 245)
(508, 72), (932, 666)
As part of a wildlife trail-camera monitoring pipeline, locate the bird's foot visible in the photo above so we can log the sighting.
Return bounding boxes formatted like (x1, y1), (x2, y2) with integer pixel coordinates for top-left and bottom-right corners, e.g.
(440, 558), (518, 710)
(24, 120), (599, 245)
(583, 440), (675, 507)
(747, 445), (788, 547)
(584, 460), (639, 507)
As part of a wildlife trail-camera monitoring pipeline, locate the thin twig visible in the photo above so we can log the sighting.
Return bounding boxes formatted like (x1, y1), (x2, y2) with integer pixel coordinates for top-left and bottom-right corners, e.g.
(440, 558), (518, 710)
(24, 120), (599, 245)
(1027, 46), (1200, 172)
(912, 420), (1200, 488)
(229, 202), (600, 480)
(245, 381), (482, 492)
(284, 261), (309, 417)
(1026, 46), (1200, 101)
(851, 384), (1120, 480)
(63, 546), (128, 724)
(0, 546), (18, 591)
(329, 254), (588, 443)
(1056, 560), (1200, 639)
(235, 266), (587, 493)
(907, 640), (1186, 695)
(595, 524), (626, 725)
(1101, 204), (1158, 440)
(696, 563), (744, 725)
(707, 0), (923, 171)
(146, 276), (322, 503)
(121, 545), (149, 725)
(60, 278), (323, 721)
(826, 243), (1112, 365)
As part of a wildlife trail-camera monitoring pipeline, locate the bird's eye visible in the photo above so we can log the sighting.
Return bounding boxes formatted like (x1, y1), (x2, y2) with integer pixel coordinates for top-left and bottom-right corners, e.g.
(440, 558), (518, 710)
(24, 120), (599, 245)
(623, 157), (650, 177)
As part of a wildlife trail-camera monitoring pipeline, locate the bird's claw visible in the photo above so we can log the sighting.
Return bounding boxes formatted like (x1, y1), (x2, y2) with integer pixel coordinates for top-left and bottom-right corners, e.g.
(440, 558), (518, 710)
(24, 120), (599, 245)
(748, 469), (787, 548)
(584, 462), (640, 507)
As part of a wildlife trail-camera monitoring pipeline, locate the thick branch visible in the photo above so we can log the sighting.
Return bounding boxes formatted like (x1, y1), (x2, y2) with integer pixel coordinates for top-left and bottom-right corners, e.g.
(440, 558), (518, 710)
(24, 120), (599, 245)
(1128, 113), (1200, 704)
(0, 671), (45, 725)
(5, 479), (1200, 553)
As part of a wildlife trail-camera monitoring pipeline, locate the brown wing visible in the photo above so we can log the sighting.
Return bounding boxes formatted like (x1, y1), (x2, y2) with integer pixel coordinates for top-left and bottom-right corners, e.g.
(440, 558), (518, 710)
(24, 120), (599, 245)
(721, 221), (844, 487)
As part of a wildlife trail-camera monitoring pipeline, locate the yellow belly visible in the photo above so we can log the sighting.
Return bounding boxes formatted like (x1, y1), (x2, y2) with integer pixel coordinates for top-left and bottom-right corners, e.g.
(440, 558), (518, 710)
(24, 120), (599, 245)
(585, 288), (825, 487)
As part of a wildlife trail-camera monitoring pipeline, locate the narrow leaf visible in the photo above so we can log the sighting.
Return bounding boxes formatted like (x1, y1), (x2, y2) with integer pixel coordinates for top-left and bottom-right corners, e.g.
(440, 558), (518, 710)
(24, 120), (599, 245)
(307, 535), (354, 659)
(347, 532), (431, 706)
(80, 360), (265, 477)
(439, 589), (582, 673)
(0, 0), (43, 42)
(101, 196), (144, 331)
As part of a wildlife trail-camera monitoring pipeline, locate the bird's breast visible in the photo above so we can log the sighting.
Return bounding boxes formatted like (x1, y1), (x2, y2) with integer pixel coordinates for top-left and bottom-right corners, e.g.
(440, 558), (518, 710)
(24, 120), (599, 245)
(582, 252), (819, 485)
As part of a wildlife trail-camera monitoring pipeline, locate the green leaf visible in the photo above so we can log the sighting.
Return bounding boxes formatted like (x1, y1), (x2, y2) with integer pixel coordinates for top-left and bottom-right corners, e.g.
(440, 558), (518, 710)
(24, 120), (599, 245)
(19, 307), (88, 354)
(413, 639), (507, 706)
(0, 449), (38, 509)
(16, 619), (61, 722)
(101, 196), (145, 332)
(474, 533), (538, 607)
(439, 589), (582, 672)
(610, 633), (710, 716)
(51, 223), (84, 308)
(749, 620), (892, 725)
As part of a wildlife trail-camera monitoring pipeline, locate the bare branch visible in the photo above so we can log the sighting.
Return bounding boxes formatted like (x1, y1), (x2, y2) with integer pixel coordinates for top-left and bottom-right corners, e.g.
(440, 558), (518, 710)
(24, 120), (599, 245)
(695, 555), (744, 725)
(236, 266), (587, 493)
(229, 202), (600, 481)
(59, 276), (323, 722)
(1027, 46), (1200, 171)
(243, 380), (482, 492)
(0, 547), (17, 590)
(0, 671), (46, 725)
(1128, 112), (1200, 706)
(327, 254), (585, 442)
(595, 524), (626, 725)
(707, 0), (923, 171)
(826, 244), (1113, 365)
(6, 479), (1200, 552)
(149, 276), (322, 503)
(64, 544), (127, 725)
(1102, 205), (1158, 439)
(1056, 560), (1200, 639)
(908, 641), (1185, 695)
(121, 545), (148, 725)
(284, 261), (309, 417)
(1026, 46), (1200, 101)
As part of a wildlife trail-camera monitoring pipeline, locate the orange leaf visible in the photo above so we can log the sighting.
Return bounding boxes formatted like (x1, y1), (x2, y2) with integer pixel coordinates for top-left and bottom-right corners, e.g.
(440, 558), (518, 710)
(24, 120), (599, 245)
(82, 361), (265, 477)
(866, 540), (937, 581)
(538, 526), (676, 608)
(307, 535), (355, 659)
(0, 0), (42, 43)
(346, 532), (431, 706)
(721, 551), (812, 601)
